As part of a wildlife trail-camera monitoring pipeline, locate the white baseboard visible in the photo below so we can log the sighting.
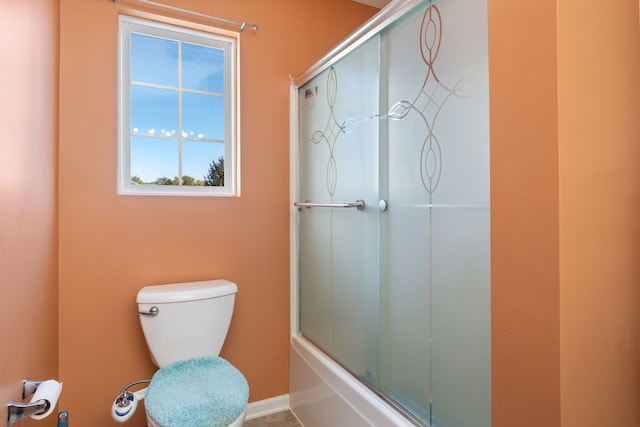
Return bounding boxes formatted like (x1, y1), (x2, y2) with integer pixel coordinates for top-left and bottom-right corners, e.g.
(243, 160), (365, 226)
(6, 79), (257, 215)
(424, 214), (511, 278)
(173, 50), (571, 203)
(245, 394), (290, 420)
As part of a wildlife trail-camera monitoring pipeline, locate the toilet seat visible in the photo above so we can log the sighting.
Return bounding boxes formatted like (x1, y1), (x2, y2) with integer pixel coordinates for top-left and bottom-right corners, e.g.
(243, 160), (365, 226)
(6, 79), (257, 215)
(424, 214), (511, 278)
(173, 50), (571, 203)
(145, 356), (249, 427)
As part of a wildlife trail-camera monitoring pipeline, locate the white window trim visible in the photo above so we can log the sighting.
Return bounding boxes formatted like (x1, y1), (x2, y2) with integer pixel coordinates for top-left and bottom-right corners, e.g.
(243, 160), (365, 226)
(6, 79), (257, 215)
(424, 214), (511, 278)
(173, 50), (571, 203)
(118, 15), (239, 196)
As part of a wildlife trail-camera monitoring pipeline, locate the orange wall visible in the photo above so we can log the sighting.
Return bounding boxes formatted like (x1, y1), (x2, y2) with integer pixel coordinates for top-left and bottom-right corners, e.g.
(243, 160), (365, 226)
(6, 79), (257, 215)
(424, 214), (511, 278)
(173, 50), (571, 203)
(0, 0), (60, 426)
(57, 0), (376, 425)
(490, 0), (640, 426)
(558, 0), (640, 425)
(489, 1), (561, 425)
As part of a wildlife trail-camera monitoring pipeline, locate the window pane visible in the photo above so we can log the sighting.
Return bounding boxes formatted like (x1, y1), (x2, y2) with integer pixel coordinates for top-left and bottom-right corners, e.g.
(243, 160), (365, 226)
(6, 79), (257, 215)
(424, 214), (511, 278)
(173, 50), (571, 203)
(131, 86), (179, 136)
(182, 43), (225, 93)
(130, 33), (178, 87)
(182, 93), (224, 140)
(131, 136), (178, 184)
(183, 141), (225, 185)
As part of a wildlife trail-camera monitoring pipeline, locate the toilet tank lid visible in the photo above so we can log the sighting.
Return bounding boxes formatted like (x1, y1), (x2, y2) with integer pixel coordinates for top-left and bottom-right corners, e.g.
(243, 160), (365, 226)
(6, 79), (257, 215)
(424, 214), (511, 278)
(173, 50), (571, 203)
(137, 279), (238, 304)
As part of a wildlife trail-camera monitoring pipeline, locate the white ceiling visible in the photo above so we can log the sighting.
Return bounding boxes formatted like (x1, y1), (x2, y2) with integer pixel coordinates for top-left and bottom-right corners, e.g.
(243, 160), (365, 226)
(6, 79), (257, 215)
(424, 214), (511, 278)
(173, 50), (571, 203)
(353, 0), (392, 9)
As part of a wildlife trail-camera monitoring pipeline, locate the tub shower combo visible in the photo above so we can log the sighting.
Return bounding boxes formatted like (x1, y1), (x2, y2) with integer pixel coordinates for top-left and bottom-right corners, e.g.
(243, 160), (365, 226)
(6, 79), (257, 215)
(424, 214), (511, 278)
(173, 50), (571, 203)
(289, 0), (490, 426)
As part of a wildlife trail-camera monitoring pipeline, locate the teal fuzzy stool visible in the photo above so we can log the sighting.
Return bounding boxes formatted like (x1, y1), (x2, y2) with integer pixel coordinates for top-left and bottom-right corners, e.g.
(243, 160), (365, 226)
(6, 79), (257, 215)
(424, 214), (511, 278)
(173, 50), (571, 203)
(145, 356), (249, 427)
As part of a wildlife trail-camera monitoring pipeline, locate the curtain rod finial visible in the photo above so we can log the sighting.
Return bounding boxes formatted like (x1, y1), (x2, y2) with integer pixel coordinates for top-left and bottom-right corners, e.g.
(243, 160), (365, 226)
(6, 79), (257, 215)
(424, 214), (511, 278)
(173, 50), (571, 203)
(239, 22), (259, 32)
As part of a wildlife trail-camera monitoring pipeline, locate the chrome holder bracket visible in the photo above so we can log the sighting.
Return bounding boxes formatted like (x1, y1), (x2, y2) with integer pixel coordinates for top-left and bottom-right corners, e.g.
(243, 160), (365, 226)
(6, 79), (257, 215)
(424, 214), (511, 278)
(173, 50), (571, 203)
(6, 400), (49, 427)
(21, 379), (42, 400)
(5, 379), (48, 427)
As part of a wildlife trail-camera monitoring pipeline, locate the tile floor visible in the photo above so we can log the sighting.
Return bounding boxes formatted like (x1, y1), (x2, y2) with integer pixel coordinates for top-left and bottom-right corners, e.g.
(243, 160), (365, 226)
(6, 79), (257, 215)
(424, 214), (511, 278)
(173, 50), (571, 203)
(244, 410), (302, 427)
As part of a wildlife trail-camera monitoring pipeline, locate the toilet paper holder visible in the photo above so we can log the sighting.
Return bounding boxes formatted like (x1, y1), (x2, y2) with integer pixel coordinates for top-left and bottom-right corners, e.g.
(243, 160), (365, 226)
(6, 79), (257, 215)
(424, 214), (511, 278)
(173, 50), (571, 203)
(6, 379), (51, 426)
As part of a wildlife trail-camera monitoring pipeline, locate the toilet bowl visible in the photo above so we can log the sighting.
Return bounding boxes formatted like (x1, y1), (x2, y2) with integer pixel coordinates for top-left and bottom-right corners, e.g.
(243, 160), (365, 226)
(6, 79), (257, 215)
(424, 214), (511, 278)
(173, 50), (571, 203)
(136, 280), (248, 427)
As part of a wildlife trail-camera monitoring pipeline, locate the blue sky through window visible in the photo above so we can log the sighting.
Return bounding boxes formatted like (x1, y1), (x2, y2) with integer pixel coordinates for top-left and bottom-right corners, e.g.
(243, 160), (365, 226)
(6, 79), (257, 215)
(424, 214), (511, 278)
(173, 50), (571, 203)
(129, 33), (225, 183)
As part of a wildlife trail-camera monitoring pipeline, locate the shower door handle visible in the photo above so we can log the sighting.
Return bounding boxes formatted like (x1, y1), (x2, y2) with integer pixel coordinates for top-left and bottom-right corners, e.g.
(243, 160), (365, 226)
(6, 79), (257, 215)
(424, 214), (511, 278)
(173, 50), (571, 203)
(294, 200), (365, 211)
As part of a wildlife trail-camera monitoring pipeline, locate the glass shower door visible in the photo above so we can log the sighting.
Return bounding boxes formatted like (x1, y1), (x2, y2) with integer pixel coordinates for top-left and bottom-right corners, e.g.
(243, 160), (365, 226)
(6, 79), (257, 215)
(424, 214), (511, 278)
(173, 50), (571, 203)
(296, 0), (490, 426)
(380, 1), (491, 426)
(297, 35), (381, 385)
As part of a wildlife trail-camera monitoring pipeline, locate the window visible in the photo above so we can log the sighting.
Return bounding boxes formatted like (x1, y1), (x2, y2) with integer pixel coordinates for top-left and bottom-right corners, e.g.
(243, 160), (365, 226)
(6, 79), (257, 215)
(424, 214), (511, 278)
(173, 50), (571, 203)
(118, 16), (238, 196)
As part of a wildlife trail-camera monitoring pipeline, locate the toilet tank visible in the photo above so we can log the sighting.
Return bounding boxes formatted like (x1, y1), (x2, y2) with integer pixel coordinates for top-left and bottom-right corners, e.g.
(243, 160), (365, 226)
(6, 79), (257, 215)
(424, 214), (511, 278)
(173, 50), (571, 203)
(137, 279), (238, 367)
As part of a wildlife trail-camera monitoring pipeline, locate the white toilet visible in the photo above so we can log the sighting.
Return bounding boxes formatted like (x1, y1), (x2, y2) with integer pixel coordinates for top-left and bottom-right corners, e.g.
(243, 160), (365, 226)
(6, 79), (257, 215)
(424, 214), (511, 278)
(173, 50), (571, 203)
(136, 279), (248, 427)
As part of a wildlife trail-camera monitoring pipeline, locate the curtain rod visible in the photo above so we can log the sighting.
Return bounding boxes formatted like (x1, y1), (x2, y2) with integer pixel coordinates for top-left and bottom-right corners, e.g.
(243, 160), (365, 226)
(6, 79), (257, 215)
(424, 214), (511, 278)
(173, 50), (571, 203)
(112, 0), (259, 32)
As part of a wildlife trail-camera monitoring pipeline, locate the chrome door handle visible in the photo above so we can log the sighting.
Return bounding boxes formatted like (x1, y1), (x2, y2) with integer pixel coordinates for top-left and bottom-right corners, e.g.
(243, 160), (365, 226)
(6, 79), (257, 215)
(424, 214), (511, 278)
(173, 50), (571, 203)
(294, 200), (365, 210)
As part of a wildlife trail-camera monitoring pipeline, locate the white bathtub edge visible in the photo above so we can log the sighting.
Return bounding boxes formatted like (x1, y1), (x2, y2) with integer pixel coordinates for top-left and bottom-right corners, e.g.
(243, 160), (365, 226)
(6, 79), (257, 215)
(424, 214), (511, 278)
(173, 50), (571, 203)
(290, 335), (414, 427)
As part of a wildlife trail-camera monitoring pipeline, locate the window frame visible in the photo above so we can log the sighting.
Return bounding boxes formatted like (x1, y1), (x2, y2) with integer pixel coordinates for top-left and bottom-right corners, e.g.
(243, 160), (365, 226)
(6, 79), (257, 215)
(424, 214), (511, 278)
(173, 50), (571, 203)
(118, 15), (239, 196)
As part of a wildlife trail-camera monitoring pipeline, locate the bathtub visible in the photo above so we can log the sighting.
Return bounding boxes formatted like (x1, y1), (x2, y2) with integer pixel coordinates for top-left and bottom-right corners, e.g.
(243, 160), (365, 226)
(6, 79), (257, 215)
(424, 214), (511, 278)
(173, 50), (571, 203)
(289, 335), (415, 427)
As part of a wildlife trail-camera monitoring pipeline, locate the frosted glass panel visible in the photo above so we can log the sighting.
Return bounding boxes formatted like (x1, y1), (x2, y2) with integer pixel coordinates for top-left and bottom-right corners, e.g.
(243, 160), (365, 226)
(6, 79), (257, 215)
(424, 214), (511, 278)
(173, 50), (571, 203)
(381, 0), (490, 425)
(430, 207), (491, 427)
(298, 36), (381, 381)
